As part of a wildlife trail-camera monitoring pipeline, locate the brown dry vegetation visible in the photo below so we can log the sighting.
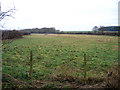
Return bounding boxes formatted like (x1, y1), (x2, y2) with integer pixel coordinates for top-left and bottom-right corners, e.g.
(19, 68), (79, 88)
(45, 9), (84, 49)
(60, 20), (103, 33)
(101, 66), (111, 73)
(2, 66), (119, 89)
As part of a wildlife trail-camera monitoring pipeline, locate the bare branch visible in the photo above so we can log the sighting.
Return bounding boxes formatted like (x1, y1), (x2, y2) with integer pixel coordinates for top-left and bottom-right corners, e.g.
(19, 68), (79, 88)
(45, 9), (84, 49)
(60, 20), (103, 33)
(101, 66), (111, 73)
(0, 2), (16, 22)
(0, 8), (16, 21)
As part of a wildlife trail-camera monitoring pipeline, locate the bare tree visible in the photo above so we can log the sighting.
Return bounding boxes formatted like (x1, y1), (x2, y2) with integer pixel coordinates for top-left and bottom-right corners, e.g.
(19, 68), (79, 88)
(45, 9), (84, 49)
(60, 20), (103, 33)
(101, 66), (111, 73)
(0, 2), (16, 44)
(0, 2), (16, 22)
(92, 26), (99, 34)
(92, 26), (98, 31)
(98, 26), (105, 33)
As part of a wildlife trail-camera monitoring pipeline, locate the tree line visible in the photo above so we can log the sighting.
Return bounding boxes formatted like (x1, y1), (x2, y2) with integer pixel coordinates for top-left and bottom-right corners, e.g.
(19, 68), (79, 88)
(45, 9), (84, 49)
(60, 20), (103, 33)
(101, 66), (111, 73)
(59, 31), (119, 36)
(1, 26), (119, 40)
(20, 27), (60, 34)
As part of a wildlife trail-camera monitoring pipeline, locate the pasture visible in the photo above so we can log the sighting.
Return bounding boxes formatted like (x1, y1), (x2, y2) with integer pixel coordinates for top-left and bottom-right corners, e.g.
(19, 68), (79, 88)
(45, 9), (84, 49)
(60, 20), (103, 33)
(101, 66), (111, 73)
(2, 34), (118, 88)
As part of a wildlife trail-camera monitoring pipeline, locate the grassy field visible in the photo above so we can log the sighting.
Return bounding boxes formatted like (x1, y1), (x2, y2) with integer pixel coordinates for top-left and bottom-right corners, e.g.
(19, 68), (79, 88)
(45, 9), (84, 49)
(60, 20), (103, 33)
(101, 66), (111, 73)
(2, 34), (118, 88)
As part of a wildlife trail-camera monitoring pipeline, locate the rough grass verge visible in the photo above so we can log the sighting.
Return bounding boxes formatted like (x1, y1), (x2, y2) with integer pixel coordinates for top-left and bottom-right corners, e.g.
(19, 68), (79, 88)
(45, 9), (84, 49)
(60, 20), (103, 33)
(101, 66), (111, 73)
(2, 66), (119, 89)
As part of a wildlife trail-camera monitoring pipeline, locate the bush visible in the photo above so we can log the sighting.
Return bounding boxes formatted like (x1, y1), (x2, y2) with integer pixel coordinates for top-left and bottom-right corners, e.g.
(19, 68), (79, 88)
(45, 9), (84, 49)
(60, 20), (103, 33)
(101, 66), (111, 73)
(106, 66), (119, 88)
(2, 30), (23, 40)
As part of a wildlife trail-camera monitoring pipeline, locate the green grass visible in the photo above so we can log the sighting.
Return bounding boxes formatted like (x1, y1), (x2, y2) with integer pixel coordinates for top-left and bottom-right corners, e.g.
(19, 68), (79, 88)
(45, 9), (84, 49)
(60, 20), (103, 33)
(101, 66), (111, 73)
(2, 34), (118, 87)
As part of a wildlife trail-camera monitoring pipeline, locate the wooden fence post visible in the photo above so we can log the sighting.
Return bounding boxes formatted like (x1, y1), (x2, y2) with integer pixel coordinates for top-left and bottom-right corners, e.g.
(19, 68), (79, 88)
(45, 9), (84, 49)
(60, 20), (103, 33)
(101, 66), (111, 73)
(84, 53), (87, 82)
(29, 50), (33, 79)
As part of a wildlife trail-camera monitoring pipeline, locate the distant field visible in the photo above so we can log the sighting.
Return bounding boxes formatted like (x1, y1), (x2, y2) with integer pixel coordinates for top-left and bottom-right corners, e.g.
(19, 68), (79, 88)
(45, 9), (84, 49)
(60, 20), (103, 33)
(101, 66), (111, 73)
(2, 34), (118, 88)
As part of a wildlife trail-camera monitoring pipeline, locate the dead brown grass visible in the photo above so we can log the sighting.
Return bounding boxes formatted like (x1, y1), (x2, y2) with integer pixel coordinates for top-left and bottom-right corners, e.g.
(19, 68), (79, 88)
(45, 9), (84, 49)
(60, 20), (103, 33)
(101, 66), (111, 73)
(105, 66), (119, 88)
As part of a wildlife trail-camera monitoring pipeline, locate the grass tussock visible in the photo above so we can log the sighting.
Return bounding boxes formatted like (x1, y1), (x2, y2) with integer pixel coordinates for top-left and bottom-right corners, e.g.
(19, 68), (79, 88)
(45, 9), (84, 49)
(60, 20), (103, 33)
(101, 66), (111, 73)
(105, 66), (119, 88)
(2, 65), (119, 89)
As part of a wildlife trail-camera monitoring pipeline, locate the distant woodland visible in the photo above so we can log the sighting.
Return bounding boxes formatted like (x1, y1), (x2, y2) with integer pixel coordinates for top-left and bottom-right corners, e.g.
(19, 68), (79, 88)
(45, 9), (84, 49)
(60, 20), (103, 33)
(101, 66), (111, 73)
(20, 27), (60, 34)
(1, 26), (119, 40)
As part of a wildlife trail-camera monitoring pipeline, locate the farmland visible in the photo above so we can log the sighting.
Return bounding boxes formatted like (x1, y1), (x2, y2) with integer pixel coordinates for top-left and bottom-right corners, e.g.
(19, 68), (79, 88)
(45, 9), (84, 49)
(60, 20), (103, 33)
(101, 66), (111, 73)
(2, 34), (118, 88)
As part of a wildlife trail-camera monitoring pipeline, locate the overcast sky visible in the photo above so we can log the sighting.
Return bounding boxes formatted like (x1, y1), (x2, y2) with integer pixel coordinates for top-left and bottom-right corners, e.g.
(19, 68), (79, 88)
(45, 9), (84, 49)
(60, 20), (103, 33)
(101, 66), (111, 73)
(1, 0), (119, 31)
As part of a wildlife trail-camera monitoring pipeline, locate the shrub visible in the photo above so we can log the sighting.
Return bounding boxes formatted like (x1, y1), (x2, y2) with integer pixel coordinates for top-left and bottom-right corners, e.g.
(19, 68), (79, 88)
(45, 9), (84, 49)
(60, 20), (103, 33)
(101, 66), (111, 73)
(106, 66), (119, 88)
(2, 30), (23, 40)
